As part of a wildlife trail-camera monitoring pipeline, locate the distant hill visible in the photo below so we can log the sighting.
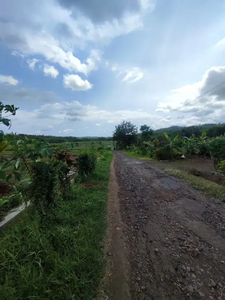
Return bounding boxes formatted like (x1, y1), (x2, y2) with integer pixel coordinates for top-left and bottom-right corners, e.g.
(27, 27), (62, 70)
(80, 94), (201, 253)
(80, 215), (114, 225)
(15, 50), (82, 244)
(152, 123), (225, 138)
(155, 123), (217, 134)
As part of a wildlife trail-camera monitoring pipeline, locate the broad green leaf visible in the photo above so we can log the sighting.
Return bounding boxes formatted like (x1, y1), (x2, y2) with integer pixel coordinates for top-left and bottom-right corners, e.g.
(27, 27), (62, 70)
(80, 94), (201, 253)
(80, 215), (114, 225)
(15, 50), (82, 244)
(1, 118), (11, 127)
(15, 158), (20, 169)
(163, 132), (169, 140)
(17, 139), (24, 145)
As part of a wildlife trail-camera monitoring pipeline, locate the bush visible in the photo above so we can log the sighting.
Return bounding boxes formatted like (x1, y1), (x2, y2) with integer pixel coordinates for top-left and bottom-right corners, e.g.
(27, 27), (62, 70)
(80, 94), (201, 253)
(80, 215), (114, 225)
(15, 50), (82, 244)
(219, 160), (225, 174)
(208, 136), (225, 163)
(30, 160), (69, 214)
(77, 150), (97, 176)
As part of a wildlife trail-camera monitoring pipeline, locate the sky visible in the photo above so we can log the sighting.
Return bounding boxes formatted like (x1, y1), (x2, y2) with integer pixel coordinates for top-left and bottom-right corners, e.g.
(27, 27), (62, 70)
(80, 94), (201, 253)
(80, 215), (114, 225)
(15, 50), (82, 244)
(0, 0), (225, 137)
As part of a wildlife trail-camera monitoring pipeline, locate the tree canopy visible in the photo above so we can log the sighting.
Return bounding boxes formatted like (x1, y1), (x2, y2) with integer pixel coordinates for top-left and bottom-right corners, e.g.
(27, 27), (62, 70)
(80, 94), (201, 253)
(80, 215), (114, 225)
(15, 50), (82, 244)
(113, 121), (137, 149)
(140, 124), (153, 141)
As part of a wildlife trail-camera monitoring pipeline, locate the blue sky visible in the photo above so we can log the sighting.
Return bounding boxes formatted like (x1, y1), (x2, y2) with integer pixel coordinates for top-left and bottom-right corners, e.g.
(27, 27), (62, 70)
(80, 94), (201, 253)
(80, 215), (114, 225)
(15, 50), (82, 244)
(1, 0), (225, 136)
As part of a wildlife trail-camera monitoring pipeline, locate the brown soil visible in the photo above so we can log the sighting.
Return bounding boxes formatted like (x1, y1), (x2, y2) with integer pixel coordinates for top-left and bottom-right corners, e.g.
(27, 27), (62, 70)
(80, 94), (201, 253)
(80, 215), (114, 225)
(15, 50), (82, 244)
(103, 156), (131, 300)
(106, 152), (225, 300)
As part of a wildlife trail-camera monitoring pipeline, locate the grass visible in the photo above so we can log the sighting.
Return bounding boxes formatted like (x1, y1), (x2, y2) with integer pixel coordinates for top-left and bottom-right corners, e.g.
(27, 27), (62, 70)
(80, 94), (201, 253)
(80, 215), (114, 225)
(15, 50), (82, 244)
(165, 168), (225, 201)
(123, 150), (153, 160)
(0, 150), (113, 300)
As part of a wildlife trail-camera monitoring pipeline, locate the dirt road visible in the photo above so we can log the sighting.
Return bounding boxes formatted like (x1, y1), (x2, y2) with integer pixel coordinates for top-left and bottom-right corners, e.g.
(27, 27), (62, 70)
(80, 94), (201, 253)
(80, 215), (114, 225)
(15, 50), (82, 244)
(106, 152), (225, 300)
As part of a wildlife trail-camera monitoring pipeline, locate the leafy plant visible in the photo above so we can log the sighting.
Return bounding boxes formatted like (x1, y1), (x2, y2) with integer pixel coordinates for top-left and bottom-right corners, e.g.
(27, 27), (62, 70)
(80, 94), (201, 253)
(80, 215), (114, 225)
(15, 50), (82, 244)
(30, 161), (58, 214)
(208, 136), (225, 167)
(157, 132), (181, 160)
(0, 135), (52, 182)
(0, 101), (18, 128)
(219, 160), (225, 174)
(77, 150), (97, 176)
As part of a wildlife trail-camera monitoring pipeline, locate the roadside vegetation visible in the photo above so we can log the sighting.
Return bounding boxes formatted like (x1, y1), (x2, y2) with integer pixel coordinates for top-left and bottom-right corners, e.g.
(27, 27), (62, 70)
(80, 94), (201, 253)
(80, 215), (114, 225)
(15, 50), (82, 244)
(0, 101), (113, 299)
(113, 121), (225, 200)
(0, 150), (112, 300)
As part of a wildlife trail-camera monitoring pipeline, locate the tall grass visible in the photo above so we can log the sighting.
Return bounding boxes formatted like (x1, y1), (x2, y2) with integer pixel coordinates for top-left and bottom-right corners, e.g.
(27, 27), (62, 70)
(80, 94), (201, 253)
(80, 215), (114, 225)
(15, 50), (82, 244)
(0, 151), (113, 300)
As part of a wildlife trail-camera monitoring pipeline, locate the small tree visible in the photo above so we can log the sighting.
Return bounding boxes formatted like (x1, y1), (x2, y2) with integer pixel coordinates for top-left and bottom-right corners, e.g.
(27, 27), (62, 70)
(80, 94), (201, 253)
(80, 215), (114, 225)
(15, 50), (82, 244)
(113, 121), (137, 149)
(140, 125), (153, 141)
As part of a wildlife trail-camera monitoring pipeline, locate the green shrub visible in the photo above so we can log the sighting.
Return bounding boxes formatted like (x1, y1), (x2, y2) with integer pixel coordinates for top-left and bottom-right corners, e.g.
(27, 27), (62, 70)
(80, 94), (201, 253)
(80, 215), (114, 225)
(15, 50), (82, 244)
(219, 160), (225, 174)
(208, 136), (225, 163)
(77, 150), (97, 176)
(30, 161), (58, 213)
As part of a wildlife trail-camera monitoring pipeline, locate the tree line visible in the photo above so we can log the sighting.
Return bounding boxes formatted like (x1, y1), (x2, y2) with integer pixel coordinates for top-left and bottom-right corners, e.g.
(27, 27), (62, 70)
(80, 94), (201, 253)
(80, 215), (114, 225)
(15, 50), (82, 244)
(6, 134), (112, 143)
(113, 121), (225, 149)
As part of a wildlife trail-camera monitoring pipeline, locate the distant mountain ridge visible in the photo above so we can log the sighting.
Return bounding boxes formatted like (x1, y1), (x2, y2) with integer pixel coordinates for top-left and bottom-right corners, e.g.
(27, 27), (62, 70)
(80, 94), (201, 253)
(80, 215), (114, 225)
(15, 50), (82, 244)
(154, 123), (218, 134)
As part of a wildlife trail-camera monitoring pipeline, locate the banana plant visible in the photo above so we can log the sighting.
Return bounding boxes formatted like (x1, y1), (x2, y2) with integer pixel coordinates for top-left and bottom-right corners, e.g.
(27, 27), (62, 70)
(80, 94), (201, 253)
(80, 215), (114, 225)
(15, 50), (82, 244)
(182, 135), (200, 156)
(163, 132), (181, 159)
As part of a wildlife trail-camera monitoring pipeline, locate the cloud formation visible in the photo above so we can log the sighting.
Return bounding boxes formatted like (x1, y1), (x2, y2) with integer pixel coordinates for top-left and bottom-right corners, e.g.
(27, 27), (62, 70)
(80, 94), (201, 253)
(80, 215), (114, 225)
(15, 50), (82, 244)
(43, 65), (59, 78)
(157, 66), (225, 123)
(0, 84), (60, 106)
(27, 58), (39, 70)
(122, 67), (144, 83)
(58, 0), (141, 23)
(63, 74), (92, 91)
(59, 0), (150, 23)
(0, 75), (18, 86)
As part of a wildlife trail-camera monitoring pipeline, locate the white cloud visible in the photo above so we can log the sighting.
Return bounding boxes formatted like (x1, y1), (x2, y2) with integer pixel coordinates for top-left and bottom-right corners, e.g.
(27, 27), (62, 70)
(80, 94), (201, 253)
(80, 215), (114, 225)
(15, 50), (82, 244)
(27, 58), (39, 70)
(122, 67), (144, 83)
(62, 128), (73, 133)
(0, 0), (153, 73)
(35, 101), (156, 124)
(0, 20), (101, 75)
(140, 0), (153, 11)
(109, 63), (144, 83)
(96, 123), (101, 126)
(0, 75), (18, 86)
(63, 74), (92, 91)
(43, 65), (59, 78)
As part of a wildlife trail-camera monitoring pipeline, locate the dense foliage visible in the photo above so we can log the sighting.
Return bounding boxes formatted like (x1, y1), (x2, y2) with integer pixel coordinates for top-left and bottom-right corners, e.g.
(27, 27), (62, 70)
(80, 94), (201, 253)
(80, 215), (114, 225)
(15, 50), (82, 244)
(113, 121), (138, 149)
(140, 125), (153, 141)
(113, 121), (225, 166)
(154, 123), (225, 138)
(77, 150), (97, 176)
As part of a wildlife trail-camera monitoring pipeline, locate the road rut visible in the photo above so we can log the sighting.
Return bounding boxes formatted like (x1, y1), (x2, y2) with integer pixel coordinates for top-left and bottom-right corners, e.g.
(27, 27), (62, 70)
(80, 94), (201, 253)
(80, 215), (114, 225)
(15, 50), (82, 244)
(106, 152), (225, 300)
